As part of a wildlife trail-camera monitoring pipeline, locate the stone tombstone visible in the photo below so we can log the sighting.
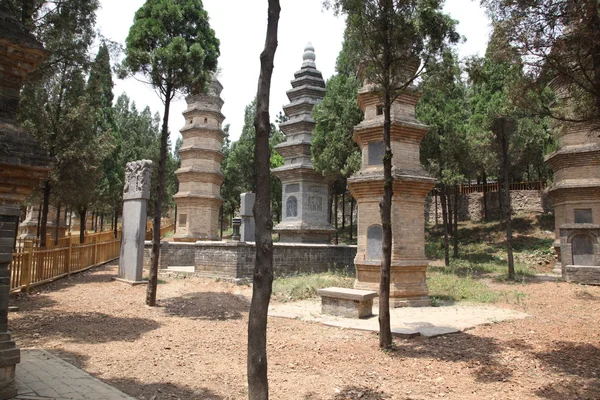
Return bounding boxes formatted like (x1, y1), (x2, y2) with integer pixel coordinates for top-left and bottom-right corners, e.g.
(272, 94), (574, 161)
(367, 225), (383, 260)
(572, 235), (594, 266)
(118, 160), (152, 284)
(240, 192), (256, 242)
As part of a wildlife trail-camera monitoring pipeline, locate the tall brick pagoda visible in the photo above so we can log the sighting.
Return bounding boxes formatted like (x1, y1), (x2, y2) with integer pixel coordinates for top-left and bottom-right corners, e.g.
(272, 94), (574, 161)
(0, 8), (53, 397)
(546, 79), (600, 283)
(173, 76), (225, 241)
(348, 68), (435, 307)
(272, 43), (335, 243)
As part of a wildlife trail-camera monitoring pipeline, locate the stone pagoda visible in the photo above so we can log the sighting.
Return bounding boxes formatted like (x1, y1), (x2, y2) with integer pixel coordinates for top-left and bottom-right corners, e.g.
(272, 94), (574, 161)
(546, 80), (600, 283)
(348, 66), (435, 307)
(272, 43), (335, 243)
(173, 76), (225, 241)
(0, 8), (53, 398)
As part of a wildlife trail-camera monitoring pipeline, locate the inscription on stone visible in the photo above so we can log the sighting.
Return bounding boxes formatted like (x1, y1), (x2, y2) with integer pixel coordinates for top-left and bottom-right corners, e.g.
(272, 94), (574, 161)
(308, 196), (323, 212)
(179, 213), (187, 226)
(368, 141), (385, 165)
(367, 225), (383, 260)
(286, 196), (298, 217)
(575, 209), (593, 224)
(286, 183), (300, 193)
(572, 234), (594, 266)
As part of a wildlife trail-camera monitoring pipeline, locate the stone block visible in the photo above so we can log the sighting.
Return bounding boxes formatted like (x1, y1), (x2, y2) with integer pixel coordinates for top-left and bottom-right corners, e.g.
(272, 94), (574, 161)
(318, 287), (377, 319)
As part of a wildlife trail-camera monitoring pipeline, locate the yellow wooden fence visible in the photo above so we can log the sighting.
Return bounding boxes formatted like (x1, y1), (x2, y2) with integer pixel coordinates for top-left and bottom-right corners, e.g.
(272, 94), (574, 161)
(9, 238), (121, 293)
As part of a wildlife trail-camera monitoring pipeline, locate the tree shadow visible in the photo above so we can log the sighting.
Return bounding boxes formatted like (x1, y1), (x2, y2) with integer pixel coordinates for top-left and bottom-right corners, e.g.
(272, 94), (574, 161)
(9, 293), (58, 311)
(332, 386), (388, 399)
(11, 311), (160, 344)
(387, 333), (512, 383)
(574, 290), (600, 301)
(535, 378), (600, 400)
(161, 292), (249, 321)
(108, 378), (224, 400)
(535, 341), (600, 379)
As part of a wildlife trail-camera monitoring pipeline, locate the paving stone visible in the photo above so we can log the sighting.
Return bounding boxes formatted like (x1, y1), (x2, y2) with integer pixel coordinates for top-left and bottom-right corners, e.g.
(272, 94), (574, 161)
(11, 349), (134, 400)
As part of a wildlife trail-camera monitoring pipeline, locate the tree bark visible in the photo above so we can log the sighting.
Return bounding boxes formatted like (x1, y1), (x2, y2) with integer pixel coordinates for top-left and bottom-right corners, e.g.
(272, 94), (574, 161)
(54, 201), (61, 246)
(440, 185), (450, 267)
(147, 84), (172, 307)
(435, 188), (439, 227)
(453, 186), (458, 258)
(334, 192), (339, 245)
(247, 1), (280, 398)
(482, 172), (488, 221)
(341, 191), (346, 230)
(349, 197), (354, 242)
(79, 208), (86, 244)
(497, 119), (516, 280)
(40, 180), (51, 248)
(100, 213), (104, 232)
(36, 200), (42, 238)
(446, 190), (453, 235)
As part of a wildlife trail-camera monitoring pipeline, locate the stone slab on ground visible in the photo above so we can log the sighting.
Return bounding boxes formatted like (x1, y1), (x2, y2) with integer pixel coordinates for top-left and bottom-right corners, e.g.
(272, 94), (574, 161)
(268, 300), (528, 338)
(12, 349), (134, 400)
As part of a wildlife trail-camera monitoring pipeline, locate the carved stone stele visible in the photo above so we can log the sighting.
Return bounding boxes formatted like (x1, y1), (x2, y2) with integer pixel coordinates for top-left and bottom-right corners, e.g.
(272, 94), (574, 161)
(123, 160), (153, 200)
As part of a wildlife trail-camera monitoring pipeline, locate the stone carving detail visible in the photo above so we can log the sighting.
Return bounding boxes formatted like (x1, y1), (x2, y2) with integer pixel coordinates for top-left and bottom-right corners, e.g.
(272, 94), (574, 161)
(123, 160), (152, 200)
(286, 183), (300, 193)
(367, 225), (383, 260)
(308, 196), (323, 212)
(572, 234), (594, 266)
(286, 196), (298, 217)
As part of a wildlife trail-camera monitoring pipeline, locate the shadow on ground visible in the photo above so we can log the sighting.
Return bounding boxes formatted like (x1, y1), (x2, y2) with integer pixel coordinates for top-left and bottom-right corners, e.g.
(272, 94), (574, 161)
(388, 333), (513, 383)
(162, 292), (249, 321)
(332, 386), (388, 399)
(12, 311), (160, 344)
(108, 379), (224, 400)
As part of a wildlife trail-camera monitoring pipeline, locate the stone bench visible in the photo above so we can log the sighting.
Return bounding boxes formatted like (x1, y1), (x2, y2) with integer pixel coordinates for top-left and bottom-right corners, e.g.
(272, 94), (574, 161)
(317, 287), (378, 319)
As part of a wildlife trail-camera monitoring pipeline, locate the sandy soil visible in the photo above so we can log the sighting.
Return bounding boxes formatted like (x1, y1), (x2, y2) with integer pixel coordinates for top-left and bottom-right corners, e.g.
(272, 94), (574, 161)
(8, 262), (600, 400)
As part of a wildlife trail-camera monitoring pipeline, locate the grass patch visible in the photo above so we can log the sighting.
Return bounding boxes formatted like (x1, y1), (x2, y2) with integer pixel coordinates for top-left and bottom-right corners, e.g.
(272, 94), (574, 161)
(427, 266), (500, 305)
(272, 271), (354, 302)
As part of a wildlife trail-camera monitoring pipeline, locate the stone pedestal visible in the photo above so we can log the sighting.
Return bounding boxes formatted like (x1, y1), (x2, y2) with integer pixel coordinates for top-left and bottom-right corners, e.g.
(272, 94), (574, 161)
(348, 74), (435, 307)
(173, 76), (225, 242)
(19, 204), (67, 240)
(118, 160), (152, 284)
(272, 43), (335, 243)
(0, 8), (52, 398)
(240, 193), (255, 242)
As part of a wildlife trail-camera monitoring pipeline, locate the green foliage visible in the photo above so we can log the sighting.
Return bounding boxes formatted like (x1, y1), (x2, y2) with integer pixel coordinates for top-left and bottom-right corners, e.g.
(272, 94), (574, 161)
(272, 270), (354, 302)
(222, 99), (284, 218)
(417, 51), (470, 185)
(122, 0), (220, 97)
(312, 74), (363, 180)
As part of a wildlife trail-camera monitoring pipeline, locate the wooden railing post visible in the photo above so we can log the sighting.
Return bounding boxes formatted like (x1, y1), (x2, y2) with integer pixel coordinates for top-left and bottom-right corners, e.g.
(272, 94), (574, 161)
(93, 237), (98, 265)
(66, 240), (72, 276)
(21, 241), (33, 293)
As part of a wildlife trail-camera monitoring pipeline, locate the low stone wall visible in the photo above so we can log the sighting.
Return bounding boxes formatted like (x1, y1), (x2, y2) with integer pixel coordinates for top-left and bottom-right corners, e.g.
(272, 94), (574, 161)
(425, 190), (554, 223)
(144, 241), (356, 280)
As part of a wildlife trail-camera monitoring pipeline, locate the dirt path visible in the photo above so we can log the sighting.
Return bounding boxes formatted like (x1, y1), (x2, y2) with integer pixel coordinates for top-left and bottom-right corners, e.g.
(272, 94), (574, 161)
(8, 263), (600, 400)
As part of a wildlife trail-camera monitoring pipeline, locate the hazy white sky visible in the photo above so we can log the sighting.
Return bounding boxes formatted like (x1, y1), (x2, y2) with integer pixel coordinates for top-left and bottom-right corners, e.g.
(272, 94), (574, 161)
(96, 0), (490, 144)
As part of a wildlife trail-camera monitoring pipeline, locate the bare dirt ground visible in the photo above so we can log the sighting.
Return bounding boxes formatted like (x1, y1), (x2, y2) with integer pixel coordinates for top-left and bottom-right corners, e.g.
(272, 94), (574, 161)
(8, 262), (600, 400)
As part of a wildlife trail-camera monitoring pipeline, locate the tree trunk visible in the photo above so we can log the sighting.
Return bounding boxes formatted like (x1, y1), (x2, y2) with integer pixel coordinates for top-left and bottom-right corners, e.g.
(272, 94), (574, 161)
(40, 180), (51, 248)
(247, 1), (280, 398)
(482, 172), (488, 221)
(349, 197), (354, 242)
(100, 213), (104, 232)
(497, 119), (516, 280)
(36, 200), (42, 238)
(334, 192), (339, 245)
(147, 84), (172, 307)
(453, 187), (459, 258)
(440, 185), (450, 267)
(113, 208), (118, 239)
(79, 208), (86, 244)
(54, 201), (61, 246)
(446, 190), (453, 235)
(341, 191), (345, 230)
(435, 188), (439, 227)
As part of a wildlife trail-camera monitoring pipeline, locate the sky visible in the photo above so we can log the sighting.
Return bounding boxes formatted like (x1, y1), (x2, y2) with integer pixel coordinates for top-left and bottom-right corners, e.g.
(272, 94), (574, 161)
(96, 0), (491, 145)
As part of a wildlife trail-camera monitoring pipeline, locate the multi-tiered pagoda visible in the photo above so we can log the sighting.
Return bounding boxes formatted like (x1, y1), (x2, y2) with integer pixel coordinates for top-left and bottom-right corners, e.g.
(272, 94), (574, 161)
(173, 76), (225, 241)
(546, 79), (600, 283)
(272, 43), (335, 243)
(348, 66), (435, 307)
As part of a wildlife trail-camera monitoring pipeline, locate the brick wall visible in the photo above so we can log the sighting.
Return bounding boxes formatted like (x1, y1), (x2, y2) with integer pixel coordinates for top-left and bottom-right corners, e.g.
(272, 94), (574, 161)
(144, 241), (356, 280)
(425, 190), (554, 223)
